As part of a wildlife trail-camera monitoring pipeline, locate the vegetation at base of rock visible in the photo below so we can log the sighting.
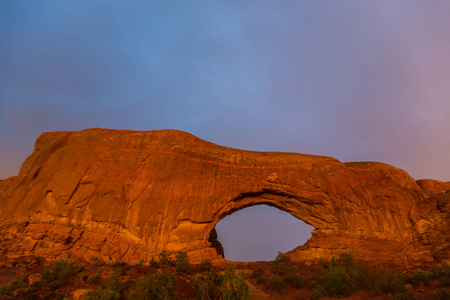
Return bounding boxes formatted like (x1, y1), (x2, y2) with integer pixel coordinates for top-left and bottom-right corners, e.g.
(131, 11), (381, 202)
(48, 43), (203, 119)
(193, 269), (223, 300)
(158, 250), (171, 265)
(104, 269), (124, 292)
(86, 274), (101, 285)
(250, 268), (264, 279)
(175, 251), (191, 274)
(309, 253), (407, 299)
(80, 289), (120, 300)
(220, 265), (249, 300)
(149, 257), (159, 268)
(268, 275), (286, 294)
(92, 257), (106, 267)
(128, 269), (177, 300)
(199, 259), (213, 272)
(433, 288), (450, 300)
(1, 252), (448, 299)
(0, 274), (28, 296)
(390, 290), (417, 300)
(108, 261), (128, 268)
(40, 259), (83, 284)
(270, 252), (306, 289)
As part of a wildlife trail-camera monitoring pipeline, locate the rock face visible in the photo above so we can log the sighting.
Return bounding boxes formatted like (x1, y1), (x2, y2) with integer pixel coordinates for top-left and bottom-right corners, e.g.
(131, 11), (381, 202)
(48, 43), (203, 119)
(0, 129), (449, 266)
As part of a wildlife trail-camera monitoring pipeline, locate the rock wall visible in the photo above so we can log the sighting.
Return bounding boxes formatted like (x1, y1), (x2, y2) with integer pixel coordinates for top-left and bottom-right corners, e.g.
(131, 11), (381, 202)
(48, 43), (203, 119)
(0, 129), (449, 266)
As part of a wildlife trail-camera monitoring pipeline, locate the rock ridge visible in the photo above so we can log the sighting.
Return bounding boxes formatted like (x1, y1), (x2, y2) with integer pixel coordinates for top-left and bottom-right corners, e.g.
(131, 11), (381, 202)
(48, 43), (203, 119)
(0, 128), (449, 267)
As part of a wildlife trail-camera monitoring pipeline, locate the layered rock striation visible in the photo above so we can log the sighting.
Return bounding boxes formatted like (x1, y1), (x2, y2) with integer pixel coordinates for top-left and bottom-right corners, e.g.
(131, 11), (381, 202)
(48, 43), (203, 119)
(0, 129), (449, 266)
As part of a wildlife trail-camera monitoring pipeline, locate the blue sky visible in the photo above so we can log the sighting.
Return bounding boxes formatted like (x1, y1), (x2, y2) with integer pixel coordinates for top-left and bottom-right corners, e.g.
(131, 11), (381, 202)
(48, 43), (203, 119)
(1, 1), (449, 261)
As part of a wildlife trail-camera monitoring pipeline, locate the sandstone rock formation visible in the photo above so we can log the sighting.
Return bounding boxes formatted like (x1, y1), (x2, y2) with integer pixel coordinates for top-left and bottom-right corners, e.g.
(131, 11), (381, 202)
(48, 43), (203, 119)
(0, 129), (449, 266)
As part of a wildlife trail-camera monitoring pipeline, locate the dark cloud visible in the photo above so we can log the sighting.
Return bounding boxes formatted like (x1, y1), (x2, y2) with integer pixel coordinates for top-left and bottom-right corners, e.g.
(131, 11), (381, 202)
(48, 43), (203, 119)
(2, 1), (449, 177)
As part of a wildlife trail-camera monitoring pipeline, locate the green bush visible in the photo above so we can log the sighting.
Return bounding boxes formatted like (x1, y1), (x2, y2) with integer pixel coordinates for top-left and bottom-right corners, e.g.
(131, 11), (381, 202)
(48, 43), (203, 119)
(431, 262), (450, 286)
(268, 275), (286, 294)
(158, 251), (171, 265)
(284, 272), (306, 289)
(390, 290), (417, 300)
(379, 274), (407, 294)
(87, 274), (101, 285)
(433, 288), (450, 300)
(309, 285), (327, 300)
(134, 259), (144, 266)
(321, 267), (355, 297)
(194, 270), (223, 300)
(80, 289), (120, 300)
(41, 259), (83, 284)
(92, 257), (106, 267)
(129, 270), (177, 300)
(220, 265), (249, 300)
(108, 261), (128, 267)
(150, 257), (159, 268)
(199, 260), (213, 272)
(256, 277), (266, 285)
(175, 252), (191, 274)
(272, 252), (295, 276)
(350, 261), (386, 291)
(407, 269), (433, 286)
(104, 270), (123, 292)
(249, 268), (264, 279)
(331, 253), (355, 269)
(0, 274), (28, 296)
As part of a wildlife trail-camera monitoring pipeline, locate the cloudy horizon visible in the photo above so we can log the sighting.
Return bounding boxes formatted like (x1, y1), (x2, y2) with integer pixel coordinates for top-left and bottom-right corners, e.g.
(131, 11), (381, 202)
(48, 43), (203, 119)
(1, 1), (449, 261)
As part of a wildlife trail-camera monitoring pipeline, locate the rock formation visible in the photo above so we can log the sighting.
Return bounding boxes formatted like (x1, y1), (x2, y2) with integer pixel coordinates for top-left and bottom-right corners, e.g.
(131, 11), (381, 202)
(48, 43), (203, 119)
(0, 129), (449, 266)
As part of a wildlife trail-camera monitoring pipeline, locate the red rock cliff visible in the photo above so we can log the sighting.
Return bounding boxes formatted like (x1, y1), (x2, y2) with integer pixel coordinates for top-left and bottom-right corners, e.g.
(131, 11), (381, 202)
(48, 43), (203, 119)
(0, 129), (449, 266)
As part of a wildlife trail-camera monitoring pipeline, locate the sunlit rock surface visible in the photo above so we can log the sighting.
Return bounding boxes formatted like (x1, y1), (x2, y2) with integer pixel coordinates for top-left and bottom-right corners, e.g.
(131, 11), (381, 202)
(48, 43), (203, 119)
(0, 128), (448, 266)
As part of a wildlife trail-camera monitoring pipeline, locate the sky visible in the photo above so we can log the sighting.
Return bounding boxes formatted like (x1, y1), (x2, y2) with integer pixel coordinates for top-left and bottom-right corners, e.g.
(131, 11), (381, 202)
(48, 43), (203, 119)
(1, 1), (449, 261)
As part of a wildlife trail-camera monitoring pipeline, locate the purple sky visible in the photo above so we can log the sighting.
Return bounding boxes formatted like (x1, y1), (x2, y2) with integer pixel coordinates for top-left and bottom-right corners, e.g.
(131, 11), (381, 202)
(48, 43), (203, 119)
(1, 1), (449, 261)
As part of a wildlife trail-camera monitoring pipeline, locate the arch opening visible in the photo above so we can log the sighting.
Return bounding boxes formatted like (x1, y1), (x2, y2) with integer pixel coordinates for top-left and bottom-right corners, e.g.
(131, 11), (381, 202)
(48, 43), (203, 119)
(212, 204), (315, 262)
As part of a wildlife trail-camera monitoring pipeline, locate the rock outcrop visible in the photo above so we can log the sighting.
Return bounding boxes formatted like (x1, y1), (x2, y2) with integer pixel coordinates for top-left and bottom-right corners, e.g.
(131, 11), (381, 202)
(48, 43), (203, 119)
(0, 129), (449, 266)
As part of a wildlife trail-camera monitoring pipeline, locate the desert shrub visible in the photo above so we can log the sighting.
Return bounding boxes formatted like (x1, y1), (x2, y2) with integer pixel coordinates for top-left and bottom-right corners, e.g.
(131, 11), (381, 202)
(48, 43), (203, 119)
(41, 259), (83, 284)
(92, 257), (106, 267)
(194, 270), (223, 300)
(321, 267), (355, 297)
(199, 259), (213, 272)
(407, 269), (433, 286)
(108, 261), (128, 267)
(250, 268), (264, 279)
(331, 253), (355, 269)
(175, 251), (191, 274)
(80, 289), (120, 300)
(390, 290), (417, 300)
(87, 274), (101, 285)
(349, 261), (387, 291)
(0, 274), (28, 296)
(272, 252), (296, 276)
(433, 288), (450, 300)
(158, 250), (171, 265)
(129, 270), (177, 300)
(284, 272), (306, 289)
(271, 251), (306, 289)
(379, 274), (407, 294)
(309, 287), (325, 300)
(314, 253), (408, 297)
(104, 270), (123, 292)
(431, 262), (450, 286)
(268, 275), (286, 294)
(220, 265), (249, 300)
(256, 277), (266, 285)
(150, 257), (159, 268)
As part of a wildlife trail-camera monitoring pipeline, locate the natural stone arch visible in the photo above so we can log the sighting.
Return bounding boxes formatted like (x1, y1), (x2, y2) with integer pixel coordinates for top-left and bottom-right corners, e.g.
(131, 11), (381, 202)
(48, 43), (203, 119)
(0, 128), (448, 266)
(207, 194), (317, 260)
